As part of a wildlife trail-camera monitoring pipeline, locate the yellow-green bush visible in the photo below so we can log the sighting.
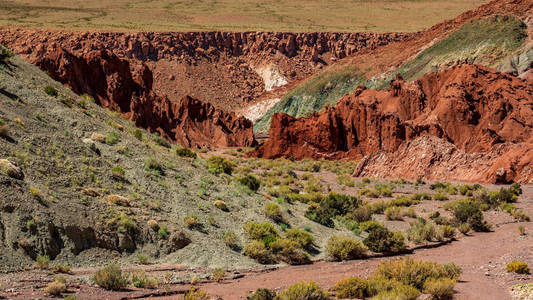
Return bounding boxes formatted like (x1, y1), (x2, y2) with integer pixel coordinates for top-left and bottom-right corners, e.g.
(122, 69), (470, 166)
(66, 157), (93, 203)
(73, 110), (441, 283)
(333, 276), (368, 299)
(244, 241), (273, 264)
(506, 261), (530, 274)
(423, 277), (456, 299)
(93, 263), (129, 290)
(270, 238), (311, 265)
(326, 235), (367, 261)
(285, 228), (314, 249)
(276, 281), (330, 300)
(264, 203), (283, 222)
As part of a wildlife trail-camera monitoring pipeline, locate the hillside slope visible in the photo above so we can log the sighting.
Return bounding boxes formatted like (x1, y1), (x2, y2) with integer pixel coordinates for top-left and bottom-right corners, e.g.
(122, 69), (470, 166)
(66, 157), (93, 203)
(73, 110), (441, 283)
(0, 52), (347, 272)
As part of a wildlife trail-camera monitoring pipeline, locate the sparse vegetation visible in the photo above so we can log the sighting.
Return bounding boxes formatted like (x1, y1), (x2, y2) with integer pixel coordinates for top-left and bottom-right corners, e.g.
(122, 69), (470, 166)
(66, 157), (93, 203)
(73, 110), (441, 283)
(45, 277), (67, 296)
(506, 261), (530, 274)
(93, 263), (129, 290)
(44, 85), (58, 97)
(176, 147), (197, 158)
(276, 281), (330, 300)
(207, 156), (234, 175)
(326, 235), (367, 261)
(239, 175), (261, 192)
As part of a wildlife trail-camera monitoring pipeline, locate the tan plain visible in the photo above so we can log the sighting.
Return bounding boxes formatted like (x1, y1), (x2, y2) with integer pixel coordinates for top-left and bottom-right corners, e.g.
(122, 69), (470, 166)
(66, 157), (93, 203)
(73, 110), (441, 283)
(0, 0), (488, 32)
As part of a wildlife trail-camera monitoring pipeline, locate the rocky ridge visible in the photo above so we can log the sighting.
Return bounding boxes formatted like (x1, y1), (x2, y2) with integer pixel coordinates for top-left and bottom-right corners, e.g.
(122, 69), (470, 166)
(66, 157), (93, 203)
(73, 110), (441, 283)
(250, 64), (533, 183)
(36, 48), (256, 148)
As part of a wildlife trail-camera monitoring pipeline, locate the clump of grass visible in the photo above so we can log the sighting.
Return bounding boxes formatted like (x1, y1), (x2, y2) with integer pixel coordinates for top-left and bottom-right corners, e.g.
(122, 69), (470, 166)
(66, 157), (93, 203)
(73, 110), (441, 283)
(176, 147), (197, 158)
(137, 253), (149, 265)
(214, 200), (229, 211)
(223, 231), (239, 250)
(184, 215), (200, 229)
(35, 255), (50, 269)
(158, 225), (168, 239)
(212, 268), (225, 282)
(105, 131), (120, 145)
(276, 281), (330, 300)
(264, 203), (283, 223)
(44, 86), (58, 97)
(131, 270), (159, 288)
(326, 235), (367, 261)
(207, 156), (234, 175)
(93, 263), (129, 290)
(239, 175), (261, 192)
(111, 166), (126, 179)
(507, 261), (530, 274)
(45, 277), (67, 296)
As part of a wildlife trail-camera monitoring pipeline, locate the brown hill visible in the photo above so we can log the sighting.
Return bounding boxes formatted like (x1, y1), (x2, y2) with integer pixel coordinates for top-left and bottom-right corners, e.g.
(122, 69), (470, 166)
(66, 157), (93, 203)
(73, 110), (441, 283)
(37, 48), (256, 148)
(249, 64), (533, 183)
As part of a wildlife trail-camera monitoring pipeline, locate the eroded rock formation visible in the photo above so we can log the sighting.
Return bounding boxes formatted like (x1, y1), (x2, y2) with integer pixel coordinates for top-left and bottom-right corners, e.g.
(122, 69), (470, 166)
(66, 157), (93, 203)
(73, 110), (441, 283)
(37, 48), (256, 148)
(250, 64), (533, 183)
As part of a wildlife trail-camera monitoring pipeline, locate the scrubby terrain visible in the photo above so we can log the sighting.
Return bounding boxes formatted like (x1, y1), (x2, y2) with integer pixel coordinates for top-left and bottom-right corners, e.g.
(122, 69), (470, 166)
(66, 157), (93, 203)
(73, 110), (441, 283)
(0, 0), (532, 299)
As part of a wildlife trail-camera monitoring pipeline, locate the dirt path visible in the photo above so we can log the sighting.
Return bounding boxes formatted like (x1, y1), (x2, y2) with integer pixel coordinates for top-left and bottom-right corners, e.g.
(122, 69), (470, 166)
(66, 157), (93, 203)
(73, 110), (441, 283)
(194, 221), (532, 299)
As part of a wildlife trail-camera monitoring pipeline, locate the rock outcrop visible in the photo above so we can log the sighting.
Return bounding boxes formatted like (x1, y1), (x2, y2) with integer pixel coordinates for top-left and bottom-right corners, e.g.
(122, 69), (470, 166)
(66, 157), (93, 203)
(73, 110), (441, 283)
(0, 30), (409, 62)
(37, 48), (256, 148)
(250, 64), (533, 183)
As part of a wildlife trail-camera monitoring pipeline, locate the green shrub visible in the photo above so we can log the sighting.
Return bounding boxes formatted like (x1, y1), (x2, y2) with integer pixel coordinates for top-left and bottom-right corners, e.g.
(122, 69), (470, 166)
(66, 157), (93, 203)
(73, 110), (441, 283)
(223, 231), (239, 249)
(337, 174), (355, 187)
(385, 206), (403, 220)
(45, 279), (66, 296)
(93, 263), (129, 290)
(437, 225), (456, 240)
(207, 156), (234, 175)
(350, 205), (373, 222)
(131, 270), (159, 288)
(285, 228), (314, 249)
(105, 131), (120, 145)
(407, 217), (436, 243)
(305, 192), (361, 227)
(44, 86), (58, 97)
(264, 203), (283, 222)
(176, 147), (197, 158)
(185, 286), (210, 300)
(457, 223), (471, 235)
(240, 175), (261, 192)
(432, 192), (448, 201)
(360, 220), (385, 232)
(184, 215), (200, 229)
(35, 255), (50, 269)
(371, 284), (420, 300)
(333, 276), (368, 299)
(243, 221), (279, 246)
(247, 288), (277, 300)
(212, 268), (225, 282)
(270, 238), (311, 265)
(374, 258), (461, 290)
(214, 200), (229, 211)
(117, 213), (136, 234)
(364, 227), (406, 253)
(506, 261), (530, 274)
(111, 166), (125, 179)
(158, 225), (168, 239)
(134, 129), (143, 140)
(451, 199), (490, 232)
(136, 253), (149, 265)
(389, 196), (419, 207)
(276, 281), (330, 300)
(424, 277), (456, 299)
(326, 235), (367, 261)
(411, 192), (431, 200)
(144, 158), (164, 175)
(244, 241), (273, 264)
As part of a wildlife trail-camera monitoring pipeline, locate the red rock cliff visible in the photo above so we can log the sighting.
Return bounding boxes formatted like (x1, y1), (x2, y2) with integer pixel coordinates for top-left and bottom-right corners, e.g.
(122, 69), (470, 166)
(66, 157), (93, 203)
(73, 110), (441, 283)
(37, 48), (256, 148)
(249, 64), (533, 183)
